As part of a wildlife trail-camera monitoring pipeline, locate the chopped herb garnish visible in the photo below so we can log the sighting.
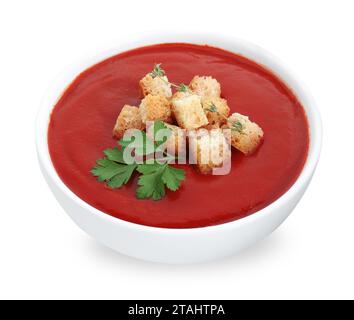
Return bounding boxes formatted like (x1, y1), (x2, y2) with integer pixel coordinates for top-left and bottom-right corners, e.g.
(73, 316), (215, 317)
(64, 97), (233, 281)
(177, 83), (189, 92)
(205, 103), (218, 113)
(231, 120), (244, 134)
(150, 63), (165, 78)
(150, 63), (192, 94)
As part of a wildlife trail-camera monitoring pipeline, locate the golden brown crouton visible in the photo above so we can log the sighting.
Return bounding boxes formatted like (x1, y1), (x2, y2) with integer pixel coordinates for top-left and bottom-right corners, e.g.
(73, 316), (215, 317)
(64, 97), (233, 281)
(189, 129), (231, 175)
(202, 97), (230, 128)
(139, 94), (172, 124)
(189, 76), (221, 99)
(171, 92), (208, 130)
(224, 113), (264, 155)
(139, 74), (172, 98)
(112, 105), (144, 140)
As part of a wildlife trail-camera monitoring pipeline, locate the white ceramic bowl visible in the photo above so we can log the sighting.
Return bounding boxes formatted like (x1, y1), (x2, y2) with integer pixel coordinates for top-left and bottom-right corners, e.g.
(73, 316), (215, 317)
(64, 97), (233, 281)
(36, 34), (322, 264)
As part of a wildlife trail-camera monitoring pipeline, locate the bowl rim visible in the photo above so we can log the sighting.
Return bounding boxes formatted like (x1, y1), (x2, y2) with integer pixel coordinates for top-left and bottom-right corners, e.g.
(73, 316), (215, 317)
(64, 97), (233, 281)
(36, 33), (322, 234)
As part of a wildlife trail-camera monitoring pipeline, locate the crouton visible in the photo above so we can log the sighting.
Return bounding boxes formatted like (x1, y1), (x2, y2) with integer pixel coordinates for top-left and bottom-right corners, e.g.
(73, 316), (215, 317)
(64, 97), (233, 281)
(202, 97), (230, 128)
(139, 94), (172, 124)
(189, 76), (221, 99)
(171, 92), (208, 130)
(224, 113), (264, 155)
(189, 129), (231, 175)
(112, 105), (144, 139)
(139, 74), (172, 98)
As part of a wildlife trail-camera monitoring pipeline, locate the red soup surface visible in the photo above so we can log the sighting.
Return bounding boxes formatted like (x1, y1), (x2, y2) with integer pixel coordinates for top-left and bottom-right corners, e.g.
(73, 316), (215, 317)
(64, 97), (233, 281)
(48, 43), (309, 228)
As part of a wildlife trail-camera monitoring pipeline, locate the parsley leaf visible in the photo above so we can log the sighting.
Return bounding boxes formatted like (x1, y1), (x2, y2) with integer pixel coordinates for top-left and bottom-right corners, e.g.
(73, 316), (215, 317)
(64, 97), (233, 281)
(91, 158), (137, 187)
(103, 147), (126, 163)
(136, 163), (167, 200)
(91, 121), (185, 200)
(136, 163), (163, 175)
(107, 164), (137, 188)
(162, 165), (185, 191)
(136, 163), (185, 200)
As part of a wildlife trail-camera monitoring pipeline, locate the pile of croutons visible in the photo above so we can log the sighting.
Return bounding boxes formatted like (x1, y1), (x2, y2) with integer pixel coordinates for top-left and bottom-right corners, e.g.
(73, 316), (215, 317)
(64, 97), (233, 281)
(113, 66), (264, 174)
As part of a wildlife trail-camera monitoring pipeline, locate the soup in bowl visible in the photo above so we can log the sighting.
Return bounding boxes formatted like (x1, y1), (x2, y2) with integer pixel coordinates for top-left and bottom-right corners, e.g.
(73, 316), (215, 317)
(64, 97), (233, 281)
(36, 35), (321, 263)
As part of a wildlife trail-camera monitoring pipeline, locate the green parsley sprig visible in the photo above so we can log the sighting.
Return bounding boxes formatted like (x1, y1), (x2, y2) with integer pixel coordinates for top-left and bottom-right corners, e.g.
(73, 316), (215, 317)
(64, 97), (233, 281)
(91, 121), (186, 201)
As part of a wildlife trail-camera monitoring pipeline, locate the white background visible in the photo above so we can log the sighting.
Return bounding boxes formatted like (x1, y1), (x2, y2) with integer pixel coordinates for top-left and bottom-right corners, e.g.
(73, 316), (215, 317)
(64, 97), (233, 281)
(0, 0), (353, 300)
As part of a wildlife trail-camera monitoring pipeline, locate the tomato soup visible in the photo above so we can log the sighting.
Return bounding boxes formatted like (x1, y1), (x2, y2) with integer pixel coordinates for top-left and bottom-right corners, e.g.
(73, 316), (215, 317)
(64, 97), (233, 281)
(48, 43), (309, 228)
